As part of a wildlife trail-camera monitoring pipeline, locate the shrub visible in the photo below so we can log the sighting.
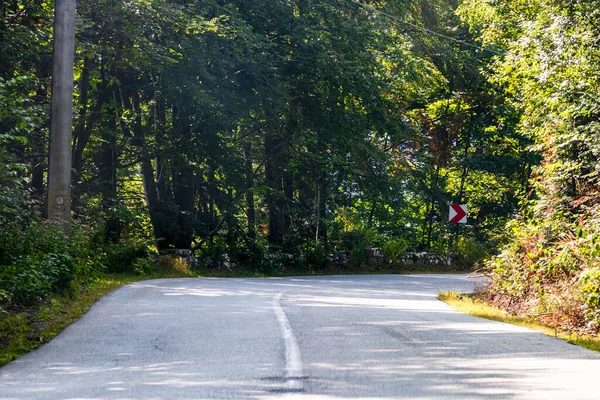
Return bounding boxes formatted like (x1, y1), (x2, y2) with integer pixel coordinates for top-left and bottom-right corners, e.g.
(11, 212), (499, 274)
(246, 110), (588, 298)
(0, 263), (49, 306)
(40, 253), (76, 294)
(0, 253), (75, 306)
(382, 238), (408, 262)
(334, 229), (374, 265)
(580, 268), (600, 329)
(334, 229), (379, 253)
(349, 246), (367, 265)
(0, 217), (155, 308)
(454, 237), (489, 268)
(104, 238), (153, 274)
(195, 237), (229, 268)
(307, 242), (327, 269)
(483, 214), (600, 332)
(155, 255), (190, 275)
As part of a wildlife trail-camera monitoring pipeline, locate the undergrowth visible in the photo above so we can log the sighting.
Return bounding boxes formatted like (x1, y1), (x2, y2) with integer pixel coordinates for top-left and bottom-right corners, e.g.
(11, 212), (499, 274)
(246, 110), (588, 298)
(482, 215), (600, 336)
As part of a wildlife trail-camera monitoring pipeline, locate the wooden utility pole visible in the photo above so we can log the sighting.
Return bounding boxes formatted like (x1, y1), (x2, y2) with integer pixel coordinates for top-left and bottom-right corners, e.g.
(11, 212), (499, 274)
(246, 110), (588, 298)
(47, 0), (76, 226)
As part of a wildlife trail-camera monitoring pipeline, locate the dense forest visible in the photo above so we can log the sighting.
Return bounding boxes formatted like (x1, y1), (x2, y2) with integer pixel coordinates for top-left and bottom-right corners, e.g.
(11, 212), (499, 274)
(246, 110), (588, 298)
(0, 0), (599, 334)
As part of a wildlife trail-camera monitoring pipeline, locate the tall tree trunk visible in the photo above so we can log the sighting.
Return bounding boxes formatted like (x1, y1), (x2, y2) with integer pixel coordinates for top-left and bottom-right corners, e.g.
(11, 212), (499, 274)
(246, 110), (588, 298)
(30, 162), (45, 197)
(244, 140), (256, 240)
(153, 95), (170, 203)
(72, 87), (106, 179)
(265, 132), (285, 248)
(226, 188), (235, 253)
(127, 89), (175, 250)
(170, 104), (196, 249)
(367, 200), (377, 228)
(30, 55), (51, 204)
(71, 57), (93, 215)
(172, 155), (194, 249)
(284, 170), (294, 233)
(208, 164), (217, 246)
(71, 57), (92, 170)
(283, 111), (297, 236)
(425, 165), (440, 250)
(101, 103), (120, 242)
(315, 171), (327, 247)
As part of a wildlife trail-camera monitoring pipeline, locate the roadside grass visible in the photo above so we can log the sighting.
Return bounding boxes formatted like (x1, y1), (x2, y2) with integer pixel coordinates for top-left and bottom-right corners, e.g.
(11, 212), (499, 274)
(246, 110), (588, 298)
(439, 291), (600, 353)
(0, 269), (194, 367)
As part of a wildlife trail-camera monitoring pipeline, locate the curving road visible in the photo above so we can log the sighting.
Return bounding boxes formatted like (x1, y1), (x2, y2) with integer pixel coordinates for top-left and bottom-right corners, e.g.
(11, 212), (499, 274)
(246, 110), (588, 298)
(1, 274), (599, 399)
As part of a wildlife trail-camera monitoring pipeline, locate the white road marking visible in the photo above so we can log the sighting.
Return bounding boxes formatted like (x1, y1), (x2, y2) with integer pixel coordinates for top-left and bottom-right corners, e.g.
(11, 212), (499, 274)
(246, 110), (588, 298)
(273, 292), (304, 394)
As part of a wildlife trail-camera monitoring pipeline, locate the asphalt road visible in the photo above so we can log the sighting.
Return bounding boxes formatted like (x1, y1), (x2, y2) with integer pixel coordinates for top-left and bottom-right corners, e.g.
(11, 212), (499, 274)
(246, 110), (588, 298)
(1, 274), (599, 399)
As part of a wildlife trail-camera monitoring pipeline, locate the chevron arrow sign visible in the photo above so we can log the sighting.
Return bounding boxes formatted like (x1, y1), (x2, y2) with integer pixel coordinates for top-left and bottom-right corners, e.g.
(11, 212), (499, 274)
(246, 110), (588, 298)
(449, 204), (467, 224)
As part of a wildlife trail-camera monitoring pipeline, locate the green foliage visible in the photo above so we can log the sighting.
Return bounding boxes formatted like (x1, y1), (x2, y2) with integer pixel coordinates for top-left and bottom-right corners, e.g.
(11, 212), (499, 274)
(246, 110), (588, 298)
(0, 254), (75, 306)
(103, 238), (153, 274)
(0, 151), (27, 225)
(455, 237), (489, 267)
(154, 256), (191, 275)
(259, 252), (288, 276)
(581, 269), (600, 328)
(0, 222), (84, 307)
(334, 230), (375, 253)
(459, 0), (600, 331)
(0, 222), (103, 278)
(0, 219), (157, 309)
(308, 243), (328, 270)
(332, 229), (377, 265)
(194, 237), (230, 269)
(382, 238), (409, 263)
(0, 312), (28, 361)
(349, 247), (368, 265)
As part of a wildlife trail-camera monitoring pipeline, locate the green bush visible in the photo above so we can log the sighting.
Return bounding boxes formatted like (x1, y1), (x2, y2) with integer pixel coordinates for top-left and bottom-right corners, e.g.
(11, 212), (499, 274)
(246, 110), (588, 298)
(484, 214), (600, 332)
(0, 253), (75, 306)
(382, 238), (408, 262)
(335, 229), (373, 265)
(349, 246), (367, 264)
(0, 263), (48, 306)
(334, 228), (379, 253)
(454, 237), (489, 268)
(104, 238), (153, 274)
(580, 268), (600, 328)
(192, 236), (228, 269)
(0, 149), (28, 228)
(155, 255), (190, 275)
(307, 242), (327, 270)
(0, 217), (158, 308)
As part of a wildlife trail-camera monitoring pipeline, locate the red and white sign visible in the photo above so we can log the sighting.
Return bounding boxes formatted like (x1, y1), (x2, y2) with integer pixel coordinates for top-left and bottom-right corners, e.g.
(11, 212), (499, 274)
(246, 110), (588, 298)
(449, 204), (467, 224)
